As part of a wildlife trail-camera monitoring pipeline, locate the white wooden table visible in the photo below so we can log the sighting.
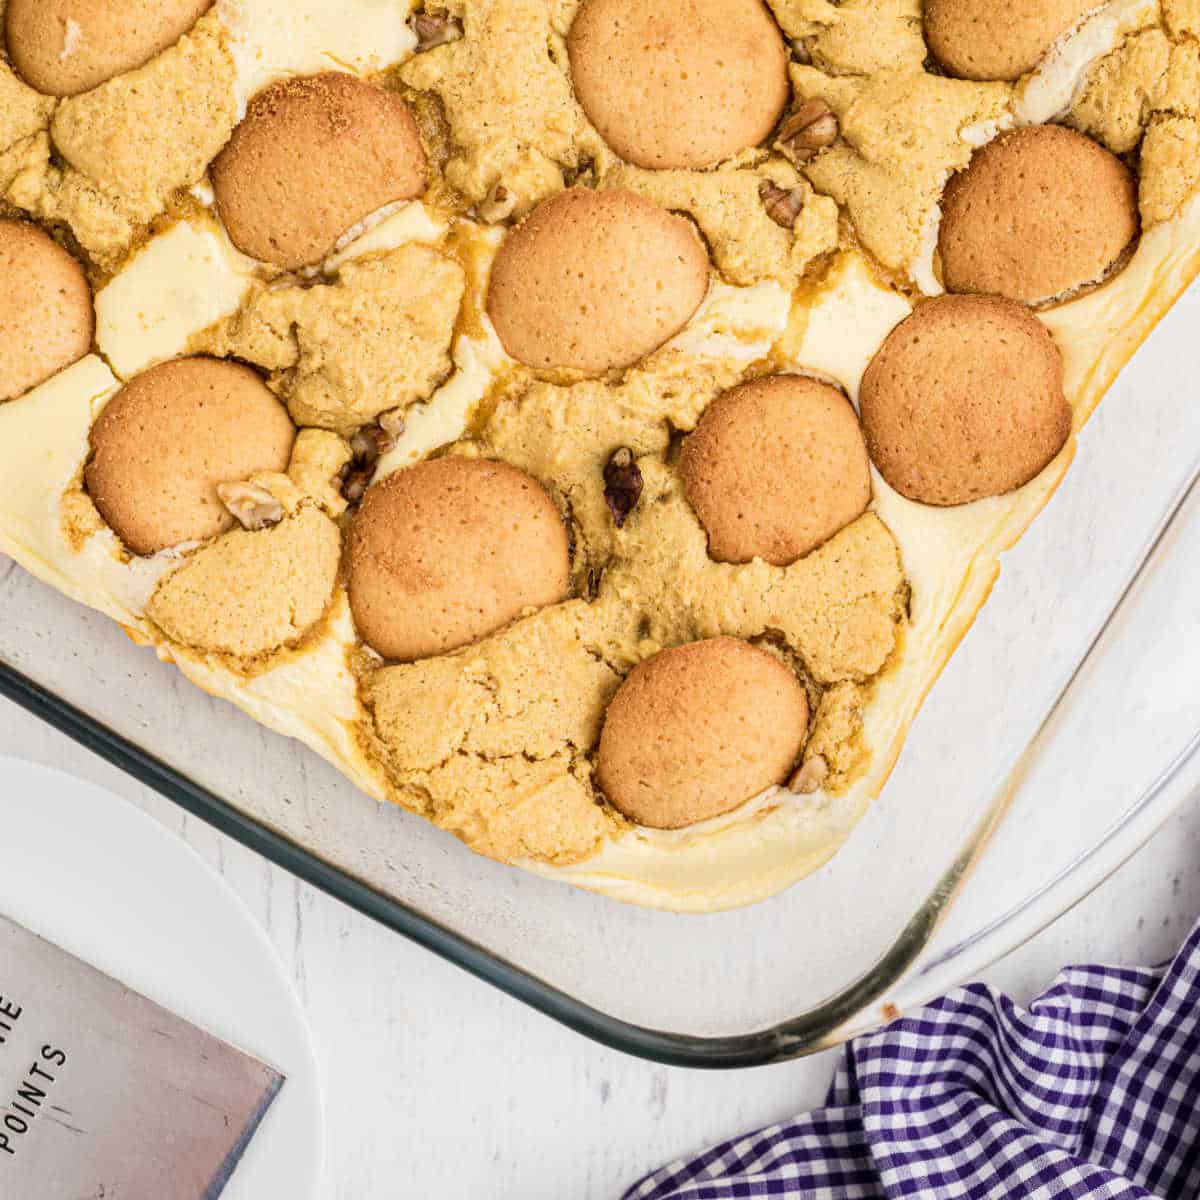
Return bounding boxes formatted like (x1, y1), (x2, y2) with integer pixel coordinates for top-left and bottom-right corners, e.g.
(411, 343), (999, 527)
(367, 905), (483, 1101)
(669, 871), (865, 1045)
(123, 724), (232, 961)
(2, 692), (1198, 1199)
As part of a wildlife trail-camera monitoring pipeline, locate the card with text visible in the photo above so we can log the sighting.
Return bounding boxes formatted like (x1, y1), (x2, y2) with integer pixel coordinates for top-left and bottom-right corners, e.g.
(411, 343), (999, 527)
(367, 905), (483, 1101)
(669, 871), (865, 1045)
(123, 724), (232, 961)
(0, 913), (283, 1199)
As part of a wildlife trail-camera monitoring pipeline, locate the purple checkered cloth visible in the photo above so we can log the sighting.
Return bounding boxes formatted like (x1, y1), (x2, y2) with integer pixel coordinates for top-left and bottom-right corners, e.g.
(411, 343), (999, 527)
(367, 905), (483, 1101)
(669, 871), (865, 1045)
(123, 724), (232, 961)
(626, 921), (1200, 1199)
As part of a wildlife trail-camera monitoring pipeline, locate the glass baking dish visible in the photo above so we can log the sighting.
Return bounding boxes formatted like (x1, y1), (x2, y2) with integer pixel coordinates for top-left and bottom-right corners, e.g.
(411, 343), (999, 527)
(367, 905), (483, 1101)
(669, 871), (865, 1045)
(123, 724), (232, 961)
(1, 283), (1198, 1067)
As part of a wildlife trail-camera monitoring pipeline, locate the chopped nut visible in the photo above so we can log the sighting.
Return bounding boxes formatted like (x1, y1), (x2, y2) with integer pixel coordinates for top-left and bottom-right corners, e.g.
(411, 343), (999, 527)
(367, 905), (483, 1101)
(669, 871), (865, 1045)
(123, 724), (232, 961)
(410, 10), (463, 52)
(341, 416), (400, 504)
(350, 422), (397, 466)
(339, 465), (372, 505)
(603, 448), (644, 529)
(478, 182), (517, 224)
(217, 481), (285, 532)
(347, 433), (376, 464)
(378, 408), (408, 442)
(788, 755), (828, 795)
(562, 156), (597, 189)
(759, 180), (807, 230)
(776, 99), (839, 166)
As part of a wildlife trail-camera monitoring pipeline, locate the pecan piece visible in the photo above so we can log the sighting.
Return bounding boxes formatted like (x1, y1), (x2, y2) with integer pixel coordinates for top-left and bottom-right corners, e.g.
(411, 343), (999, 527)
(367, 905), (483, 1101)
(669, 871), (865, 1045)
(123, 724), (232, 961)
(776, 99), (839, 166)
(349, 420), (397, 465)
(339, 467), (372, 506)
(603, 448), (644, 529)
(759, 180), (806, 230)
(217, 481), (285, 532)
(340, 417), (401, 504)
(410, 10), (463, 53)
(377, 408), (408, 443)
(562, 156), (596, 189)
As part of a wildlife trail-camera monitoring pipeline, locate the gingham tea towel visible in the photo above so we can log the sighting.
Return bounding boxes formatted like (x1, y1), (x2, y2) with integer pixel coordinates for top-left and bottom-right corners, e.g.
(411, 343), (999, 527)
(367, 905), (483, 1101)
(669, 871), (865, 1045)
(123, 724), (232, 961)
(626, 919), (1200, 1199)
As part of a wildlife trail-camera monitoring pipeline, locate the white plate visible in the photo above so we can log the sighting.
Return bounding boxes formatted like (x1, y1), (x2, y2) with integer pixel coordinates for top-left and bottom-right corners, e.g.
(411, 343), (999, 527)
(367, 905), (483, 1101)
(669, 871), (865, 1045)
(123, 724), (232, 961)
(0, 757), (324, 1198)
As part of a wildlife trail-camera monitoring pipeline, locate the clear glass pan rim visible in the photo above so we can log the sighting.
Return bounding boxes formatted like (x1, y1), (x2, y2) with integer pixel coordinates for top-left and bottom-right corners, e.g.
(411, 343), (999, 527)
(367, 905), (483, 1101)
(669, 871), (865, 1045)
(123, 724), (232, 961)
(3, 626), (1195, 1069)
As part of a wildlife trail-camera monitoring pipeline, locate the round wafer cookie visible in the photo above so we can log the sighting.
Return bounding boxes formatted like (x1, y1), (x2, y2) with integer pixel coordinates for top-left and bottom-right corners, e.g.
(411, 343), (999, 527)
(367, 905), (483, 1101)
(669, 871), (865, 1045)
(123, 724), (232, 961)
(939, 125), (1138, 305)
(680, 375), (871, 566)
(486, 188), (710, 373)
(597, 637), (809, 829)
(567, 0), (790, 169)
(349, 457), (571, 662)
(0, 220), (93, 403)
(86, 358), (295, 555)
(212, 73), (428, 270)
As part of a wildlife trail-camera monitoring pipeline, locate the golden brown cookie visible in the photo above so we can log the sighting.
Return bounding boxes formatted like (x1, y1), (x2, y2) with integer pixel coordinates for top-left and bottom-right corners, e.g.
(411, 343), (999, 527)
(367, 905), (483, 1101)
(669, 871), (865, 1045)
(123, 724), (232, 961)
(211, 73), (428, 270)
(924, 0), (1099, 81)
(0, 220), (93, 403)
(680, 375), (871, 566)
(939, 126), (1139, 305)
(860, 295), (1071, 507)
(597, 637), (809, 829)
(486, 188), (710, 373)
(5, 0), (213, 96)
(567, 0), (790, 170)
(348, 457), (571, 662)
(86, 358), (296, 556)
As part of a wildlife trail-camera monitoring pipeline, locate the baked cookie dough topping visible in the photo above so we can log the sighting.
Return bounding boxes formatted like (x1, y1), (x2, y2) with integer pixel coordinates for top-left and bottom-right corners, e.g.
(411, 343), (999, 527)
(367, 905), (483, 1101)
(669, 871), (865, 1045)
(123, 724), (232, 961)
(211, 73), (428, 269)
(860, 295), (1071, 507)
(485, 188), (710, 373)
(680, 375), (871, 567)
(788, 62), (1011, 282)
(400, 0), (597, 219)
(1063, 11), (1200, 226)
(566, 0), (790, 170)
(289, 428), (353, 517)
(924, 0), (1100, 81)
(348, 457), (571, 662)
(409, 10), (465, 54)
(940, 125), (1139, 305)
(146, 478), (341, 662)
(5, 0), (213, 96)
(0, 220), (93, 403)
(85, 357), (295, 556)
(366, 599), (624, 864)
(781, 0), (1195, 284)
(597, 637), (810, 829)
(1, 7), (235, 270)
(769, 0), (929, 76)
(603, 160), (839, 288)
(198, 241), (465, 435)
